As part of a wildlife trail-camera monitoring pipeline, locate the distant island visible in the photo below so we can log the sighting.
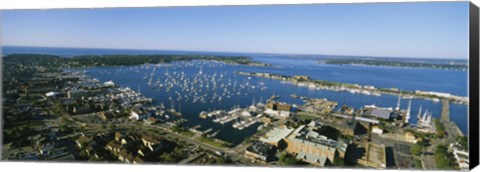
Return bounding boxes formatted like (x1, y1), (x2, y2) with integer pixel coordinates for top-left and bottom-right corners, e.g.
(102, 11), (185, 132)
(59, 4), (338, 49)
(3, 54), (271, 68)
(238, 71), (469, 105)
(320, 58), (467, 70)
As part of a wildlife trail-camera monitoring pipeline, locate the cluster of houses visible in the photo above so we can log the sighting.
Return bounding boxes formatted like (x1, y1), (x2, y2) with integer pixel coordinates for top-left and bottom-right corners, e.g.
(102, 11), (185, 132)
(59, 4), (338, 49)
(3, 66), (175, 163)
(104, 132), (171, 164)
(6, 131), (75, 161)
(62, 79), (154, 116)
(75, 135), (99, 159)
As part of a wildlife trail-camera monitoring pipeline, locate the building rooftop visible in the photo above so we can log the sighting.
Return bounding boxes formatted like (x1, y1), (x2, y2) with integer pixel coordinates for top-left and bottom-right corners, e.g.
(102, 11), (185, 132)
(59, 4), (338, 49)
(246, 141), (275, 157)
(361, 143), (386, 169)
(115, 132), (122, 140)
(133, 156), (144, 164)
(296, 151), (328, 166)
(76, 136), (93, 145)
(369, 108), (391, 119)
(259, 127), (294, 144)
(141, 134), (161, 145)
(290, 125), (338, 148)
(336, 140), (348, 153)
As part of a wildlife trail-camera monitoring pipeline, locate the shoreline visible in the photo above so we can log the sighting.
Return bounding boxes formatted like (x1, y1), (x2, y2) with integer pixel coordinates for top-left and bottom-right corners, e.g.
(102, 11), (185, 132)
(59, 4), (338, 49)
(319, 59), (468, 71)
(339, 63), (468, 71)
(237, 71), (469, 106)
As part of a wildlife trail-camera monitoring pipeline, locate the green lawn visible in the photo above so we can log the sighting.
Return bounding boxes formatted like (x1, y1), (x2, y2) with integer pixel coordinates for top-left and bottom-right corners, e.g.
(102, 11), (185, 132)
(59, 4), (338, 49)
(296, 114), (319, 121)
(414, 158), (422, 169)
(434, 145), (454, 170)
(434, 119), (446, 138)
(199, 136), (231, 148)
(179, 131), (194, 137)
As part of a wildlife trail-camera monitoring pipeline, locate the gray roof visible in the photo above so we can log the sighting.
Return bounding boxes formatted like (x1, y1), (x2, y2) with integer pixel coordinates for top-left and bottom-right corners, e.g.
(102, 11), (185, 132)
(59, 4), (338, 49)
(246, 141), (274, 157)
(290, 125), (337, 148)
(296, 152), (328, 166)
(370, 109), (391, 119)
(259, 127), (294, 143)
(336, 140), (348, 152)
(289, 137), (337, 153)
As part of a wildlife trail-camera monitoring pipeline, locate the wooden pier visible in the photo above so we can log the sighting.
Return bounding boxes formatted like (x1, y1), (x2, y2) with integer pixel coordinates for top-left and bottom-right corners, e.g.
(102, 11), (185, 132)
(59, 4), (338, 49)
(441, 99), (450, 122)
(441, 99), (464, 138)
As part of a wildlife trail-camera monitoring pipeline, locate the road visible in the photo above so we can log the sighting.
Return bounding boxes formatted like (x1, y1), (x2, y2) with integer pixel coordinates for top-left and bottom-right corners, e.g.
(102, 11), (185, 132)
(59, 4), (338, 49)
(370, 133), (415, 169)
(62, 117), (259, 165)
(57, 110), (289, 166)
(421, 99), (458, 170)
(421, 139), (438, 170)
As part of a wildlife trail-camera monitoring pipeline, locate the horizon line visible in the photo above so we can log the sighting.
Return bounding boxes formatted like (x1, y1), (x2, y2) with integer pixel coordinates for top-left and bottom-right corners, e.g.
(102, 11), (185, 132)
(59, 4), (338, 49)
(1, 44), (468, 60)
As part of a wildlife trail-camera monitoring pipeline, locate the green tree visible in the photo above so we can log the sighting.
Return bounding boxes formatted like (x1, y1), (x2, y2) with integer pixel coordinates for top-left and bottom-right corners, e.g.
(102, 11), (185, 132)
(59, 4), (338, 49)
(216, 156), (226, 164)
(79, 149), (89, 158)
(161, 152), (176, 163)
(457, 136), (468, 149)
(279, 153), (297, 166)
(411, 144), (423, 156)
(434, 145), (453, 169)
(173, 147), (186, 159)
(333, 155), (345, 167)
(434, 119), (446, 138)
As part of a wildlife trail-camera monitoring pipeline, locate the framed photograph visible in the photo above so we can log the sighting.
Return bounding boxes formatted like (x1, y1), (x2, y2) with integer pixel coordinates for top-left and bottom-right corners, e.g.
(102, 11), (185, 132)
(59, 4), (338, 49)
(1, 1), (479, 171)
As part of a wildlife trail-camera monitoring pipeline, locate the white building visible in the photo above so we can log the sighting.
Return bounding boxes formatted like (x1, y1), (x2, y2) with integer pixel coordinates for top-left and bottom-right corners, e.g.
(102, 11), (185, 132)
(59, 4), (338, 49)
(259, 127), (294, 147)
(241, 111), (252, 117)
(450, 143), (469, 170)
(129, 109), (150, 120)
(45, 91), (58, 98)
(372, 126), (383, 135)
(104, 80), (115, 87)
(264, 109), (291, 118)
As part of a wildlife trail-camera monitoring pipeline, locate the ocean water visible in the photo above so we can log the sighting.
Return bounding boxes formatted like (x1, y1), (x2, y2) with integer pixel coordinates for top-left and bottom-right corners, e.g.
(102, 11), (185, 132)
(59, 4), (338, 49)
(77, 60), (468, 144)
(1, 46), (468, 96)
(251, 56), (468, 96)
(3, 46), (469, 144)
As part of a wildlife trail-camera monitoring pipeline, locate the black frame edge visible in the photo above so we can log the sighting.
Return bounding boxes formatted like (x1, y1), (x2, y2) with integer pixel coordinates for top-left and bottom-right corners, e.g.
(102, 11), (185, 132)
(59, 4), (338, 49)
(469, 1), (479, 170)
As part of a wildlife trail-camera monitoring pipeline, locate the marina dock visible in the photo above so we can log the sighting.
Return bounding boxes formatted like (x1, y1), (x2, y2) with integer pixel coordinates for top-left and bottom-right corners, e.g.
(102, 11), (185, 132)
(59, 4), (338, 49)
(441, 100), (450, 122)
(440, 100), (464, 138)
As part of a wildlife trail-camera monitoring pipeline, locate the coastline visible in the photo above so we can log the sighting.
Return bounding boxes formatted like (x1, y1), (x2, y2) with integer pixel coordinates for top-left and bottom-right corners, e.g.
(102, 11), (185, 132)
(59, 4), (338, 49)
(237, 71), (469, 105)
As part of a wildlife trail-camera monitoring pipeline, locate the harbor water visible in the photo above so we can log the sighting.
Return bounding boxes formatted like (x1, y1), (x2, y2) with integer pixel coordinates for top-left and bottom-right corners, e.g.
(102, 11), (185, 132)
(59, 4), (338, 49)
(3, 46), (469, 144)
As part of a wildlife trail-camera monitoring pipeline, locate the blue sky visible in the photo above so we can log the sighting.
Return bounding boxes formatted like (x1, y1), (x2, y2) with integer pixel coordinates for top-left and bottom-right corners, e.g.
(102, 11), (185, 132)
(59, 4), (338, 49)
(1, 2), (469, 59)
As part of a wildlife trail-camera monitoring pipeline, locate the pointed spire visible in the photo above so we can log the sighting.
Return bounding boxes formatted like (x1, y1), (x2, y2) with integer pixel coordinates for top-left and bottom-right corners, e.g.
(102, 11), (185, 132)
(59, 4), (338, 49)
(422, 108), (429, 123)
(405, 99), (412, 123)
(417, 105), (423, 119)
(426, 112), (432, 124)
